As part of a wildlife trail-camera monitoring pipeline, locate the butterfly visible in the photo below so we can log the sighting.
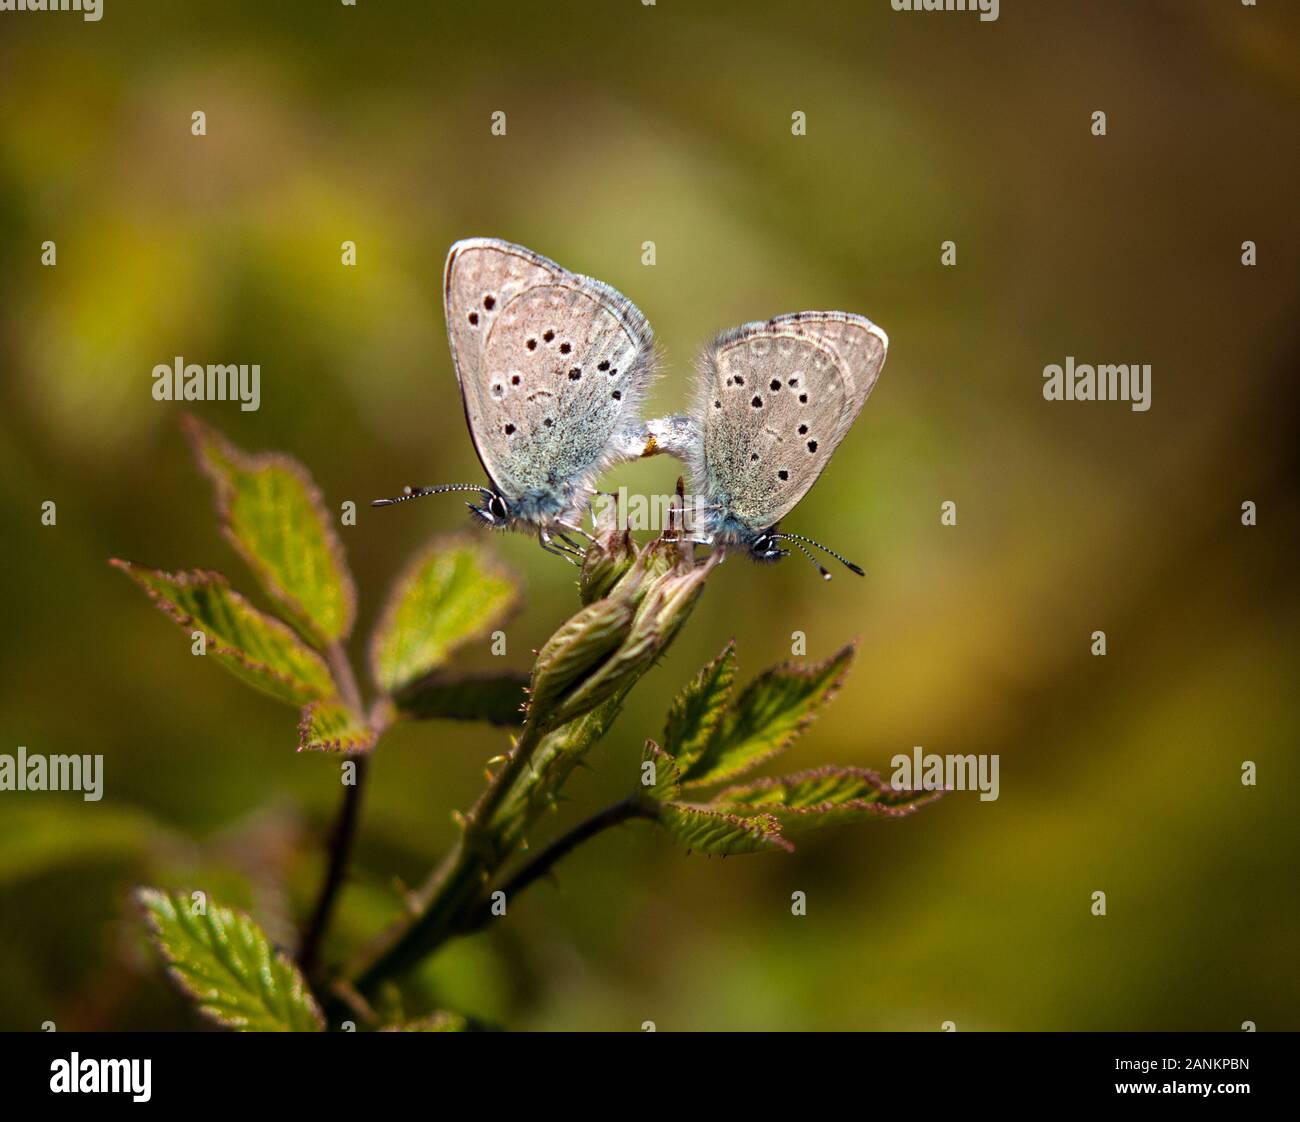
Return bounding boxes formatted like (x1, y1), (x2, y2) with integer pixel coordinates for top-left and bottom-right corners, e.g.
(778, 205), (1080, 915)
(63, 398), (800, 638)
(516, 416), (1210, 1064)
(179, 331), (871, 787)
(649, 311), (888, 579)
(373, 238), (657, 561)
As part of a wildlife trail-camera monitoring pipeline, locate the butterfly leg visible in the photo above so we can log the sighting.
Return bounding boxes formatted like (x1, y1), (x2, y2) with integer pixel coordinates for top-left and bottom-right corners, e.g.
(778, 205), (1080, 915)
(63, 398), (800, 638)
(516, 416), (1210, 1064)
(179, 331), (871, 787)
(556, 519), (595, 543)
(538, 527), (582, 566)
(555, 531), (588, 553)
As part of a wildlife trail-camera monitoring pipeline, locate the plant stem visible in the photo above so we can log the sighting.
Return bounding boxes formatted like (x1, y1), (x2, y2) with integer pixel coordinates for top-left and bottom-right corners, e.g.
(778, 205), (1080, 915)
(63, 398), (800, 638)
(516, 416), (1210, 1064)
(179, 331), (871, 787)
(339, 699), (621, 1000)
(457, 795), (652, 934)
(340, 719), (547, 996)
(298, 643), (370, 977)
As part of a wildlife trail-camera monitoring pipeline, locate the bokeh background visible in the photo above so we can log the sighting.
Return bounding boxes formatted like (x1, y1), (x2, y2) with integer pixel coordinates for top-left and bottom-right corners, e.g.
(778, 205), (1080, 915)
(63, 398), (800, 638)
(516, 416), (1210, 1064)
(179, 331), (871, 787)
(2, 0), (1297, 1031)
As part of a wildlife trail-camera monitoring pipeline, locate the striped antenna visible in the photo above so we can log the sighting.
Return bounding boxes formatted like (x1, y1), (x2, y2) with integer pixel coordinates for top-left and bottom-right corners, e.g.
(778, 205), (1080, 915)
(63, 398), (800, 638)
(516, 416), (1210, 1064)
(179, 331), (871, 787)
(372, 484), (491, 508)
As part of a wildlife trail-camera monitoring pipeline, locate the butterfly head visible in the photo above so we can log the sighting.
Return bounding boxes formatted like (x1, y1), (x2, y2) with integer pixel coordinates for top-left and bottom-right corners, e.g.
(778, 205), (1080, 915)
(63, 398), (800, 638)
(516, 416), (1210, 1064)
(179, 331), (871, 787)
(747, 528), (786, 564)
(467, 489), (511, 528)
(745, 526), (864, 581)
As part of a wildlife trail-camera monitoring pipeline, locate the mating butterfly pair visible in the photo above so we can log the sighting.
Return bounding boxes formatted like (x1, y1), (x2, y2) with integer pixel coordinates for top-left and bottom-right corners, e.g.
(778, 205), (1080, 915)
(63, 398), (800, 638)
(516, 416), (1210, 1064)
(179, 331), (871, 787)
(374, 238), (887, 579)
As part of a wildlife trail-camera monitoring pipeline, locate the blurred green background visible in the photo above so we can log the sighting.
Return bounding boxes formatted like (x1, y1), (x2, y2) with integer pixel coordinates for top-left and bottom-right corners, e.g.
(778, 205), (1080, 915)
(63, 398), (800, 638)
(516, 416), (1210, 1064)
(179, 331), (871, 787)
(2, 0), (1297, 1031)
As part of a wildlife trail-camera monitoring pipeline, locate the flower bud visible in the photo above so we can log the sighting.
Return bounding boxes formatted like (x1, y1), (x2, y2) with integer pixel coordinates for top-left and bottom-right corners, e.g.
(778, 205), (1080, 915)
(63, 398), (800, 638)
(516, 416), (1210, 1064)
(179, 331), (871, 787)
(528, 591), (638, 725)
(579, 527), (637, 605)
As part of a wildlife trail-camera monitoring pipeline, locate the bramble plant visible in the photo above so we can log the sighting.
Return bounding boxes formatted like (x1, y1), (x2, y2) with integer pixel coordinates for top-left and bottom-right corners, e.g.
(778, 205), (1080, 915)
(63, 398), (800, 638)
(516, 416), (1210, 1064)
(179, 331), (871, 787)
(115, 417), (939, 1031)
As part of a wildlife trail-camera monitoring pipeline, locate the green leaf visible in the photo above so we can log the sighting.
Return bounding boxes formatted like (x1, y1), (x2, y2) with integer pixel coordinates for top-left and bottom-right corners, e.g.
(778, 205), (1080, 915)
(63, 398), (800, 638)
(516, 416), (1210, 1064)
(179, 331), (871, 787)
(111, 561), (337, 706)
(381, 1011), (469, 1032)
(184, 416), (355, 647)
(710, 766), (942, 833)
(663, 640), (736, 775)
(679, 643), (855, 789)
(298, 700), (376, 753)
(391, 671), (528, 726)
(136, 887), (324, 1031)
(640, 740), (681, 801)
(656, 803), (792, 855)
(369, 538), (518, 696)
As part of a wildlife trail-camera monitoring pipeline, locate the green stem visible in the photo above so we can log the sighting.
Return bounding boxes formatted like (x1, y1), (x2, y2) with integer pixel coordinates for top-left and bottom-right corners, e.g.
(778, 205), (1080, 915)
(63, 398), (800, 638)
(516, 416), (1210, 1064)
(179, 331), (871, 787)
(341, 716), (549, 995)
(457, 795), (652, 935)
(298, 643), (370, 977)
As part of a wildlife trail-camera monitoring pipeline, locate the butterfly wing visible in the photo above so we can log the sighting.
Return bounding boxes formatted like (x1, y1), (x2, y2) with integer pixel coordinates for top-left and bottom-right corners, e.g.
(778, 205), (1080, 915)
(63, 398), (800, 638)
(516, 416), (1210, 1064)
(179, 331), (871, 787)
(696, 312), (887, 536)
(444, 238), (655, 518)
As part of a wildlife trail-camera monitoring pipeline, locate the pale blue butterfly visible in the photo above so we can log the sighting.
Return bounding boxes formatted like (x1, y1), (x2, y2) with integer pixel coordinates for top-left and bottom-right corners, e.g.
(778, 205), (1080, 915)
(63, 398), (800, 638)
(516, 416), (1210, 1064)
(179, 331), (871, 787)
(373, 238), (657, 561)
(647, 311), (887, 579)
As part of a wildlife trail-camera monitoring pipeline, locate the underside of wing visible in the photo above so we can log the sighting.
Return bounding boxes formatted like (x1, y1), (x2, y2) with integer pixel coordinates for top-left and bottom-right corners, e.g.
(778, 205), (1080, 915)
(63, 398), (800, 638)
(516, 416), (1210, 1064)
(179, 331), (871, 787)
(696, 313), (887, 533)
(444, 239), (654, 514)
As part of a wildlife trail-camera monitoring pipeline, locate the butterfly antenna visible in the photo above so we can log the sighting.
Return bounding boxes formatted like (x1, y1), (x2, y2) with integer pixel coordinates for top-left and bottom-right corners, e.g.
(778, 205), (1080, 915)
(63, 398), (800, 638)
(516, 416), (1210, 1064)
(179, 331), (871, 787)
(372, 484), (490, 508)
(775, 533), (865, 576)
(784, 537), (833, 581)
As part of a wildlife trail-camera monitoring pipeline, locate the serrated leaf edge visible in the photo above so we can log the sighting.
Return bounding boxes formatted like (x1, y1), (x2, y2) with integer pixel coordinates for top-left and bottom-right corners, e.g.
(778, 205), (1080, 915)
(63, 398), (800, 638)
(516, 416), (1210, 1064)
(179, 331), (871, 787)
(664, 638), (737, 770)
(658, 802), (794, 854)
(680, 641), (857, 790)
(110, 560), (337, 703)
(135, 887), (324, 1031)
(711, 764), (946, 819)
(640, 738), (682, 802)
(297, 700), (377, 753)
(367, 534), (521, 696)
(182, 414), (356, 647)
